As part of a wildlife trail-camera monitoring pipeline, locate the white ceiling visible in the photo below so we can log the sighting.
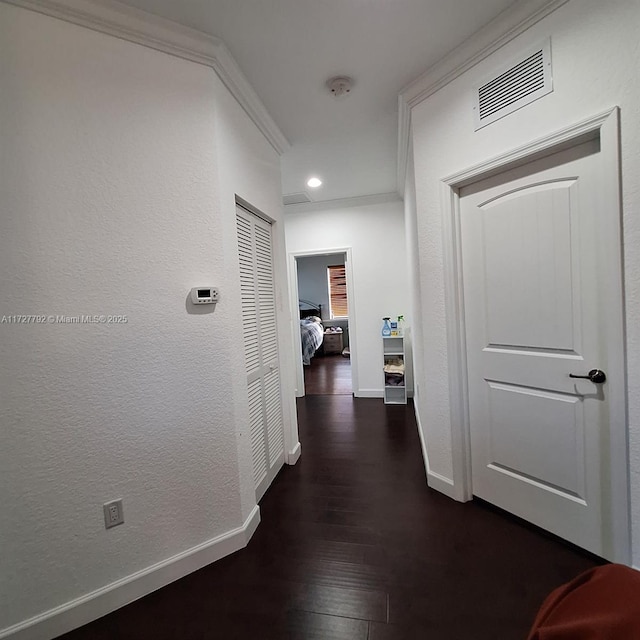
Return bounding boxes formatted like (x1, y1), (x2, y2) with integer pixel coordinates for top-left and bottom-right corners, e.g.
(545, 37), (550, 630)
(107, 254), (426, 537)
(113, 0), (518, 203)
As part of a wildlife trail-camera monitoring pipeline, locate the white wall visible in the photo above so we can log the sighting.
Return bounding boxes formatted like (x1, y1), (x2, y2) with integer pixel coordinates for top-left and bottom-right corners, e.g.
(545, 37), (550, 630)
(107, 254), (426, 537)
(0, 3), (292, 636)
(408, 0), (640, 562)
(285, 201), (410, 397)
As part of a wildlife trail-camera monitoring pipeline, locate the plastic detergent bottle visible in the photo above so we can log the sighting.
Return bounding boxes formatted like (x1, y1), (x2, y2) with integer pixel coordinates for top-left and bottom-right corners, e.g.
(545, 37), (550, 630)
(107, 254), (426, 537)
(397, 315), (405, 337)
(381, 317), (392, 337)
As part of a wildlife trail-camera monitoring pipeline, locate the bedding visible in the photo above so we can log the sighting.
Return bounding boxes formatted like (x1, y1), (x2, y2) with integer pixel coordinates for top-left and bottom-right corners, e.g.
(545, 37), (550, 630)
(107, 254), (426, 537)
(300, 317), (323, 365)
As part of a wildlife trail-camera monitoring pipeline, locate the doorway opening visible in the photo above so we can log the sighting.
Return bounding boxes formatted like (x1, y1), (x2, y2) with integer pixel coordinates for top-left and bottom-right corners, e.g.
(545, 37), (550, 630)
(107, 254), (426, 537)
(294, 251), (353, 395)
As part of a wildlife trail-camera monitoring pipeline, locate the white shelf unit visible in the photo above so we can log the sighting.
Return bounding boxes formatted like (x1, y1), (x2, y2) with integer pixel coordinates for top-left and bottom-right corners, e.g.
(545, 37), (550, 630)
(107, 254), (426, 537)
(383, 336), (407, 404)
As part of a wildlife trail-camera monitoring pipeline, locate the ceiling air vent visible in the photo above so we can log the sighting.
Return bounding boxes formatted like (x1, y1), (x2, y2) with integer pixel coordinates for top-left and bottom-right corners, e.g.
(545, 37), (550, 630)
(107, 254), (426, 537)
(474, 39), (552, 130)
(283, 192), (312, 206)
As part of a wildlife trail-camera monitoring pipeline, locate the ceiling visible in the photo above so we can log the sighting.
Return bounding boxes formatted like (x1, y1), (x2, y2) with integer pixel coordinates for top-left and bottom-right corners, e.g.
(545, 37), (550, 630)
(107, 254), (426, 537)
(113, 0), (518, 204)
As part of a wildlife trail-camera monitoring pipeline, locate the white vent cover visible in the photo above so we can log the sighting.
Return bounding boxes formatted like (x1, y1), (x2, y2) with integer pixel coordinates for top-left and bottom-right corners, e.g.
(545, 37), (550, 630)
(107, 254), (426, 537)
(474, 39), (552, 130)
(283, 192), (312, 206)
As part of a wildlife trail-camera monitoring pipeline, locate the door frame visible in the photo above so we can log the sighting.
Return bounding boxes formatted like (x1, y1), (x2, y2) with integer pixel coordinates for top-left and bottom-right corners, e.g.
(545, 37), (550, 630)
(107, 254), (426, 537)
(236, 195), (300, 469)
(288, 247), (359, 397)
(440, 107), (630, 563)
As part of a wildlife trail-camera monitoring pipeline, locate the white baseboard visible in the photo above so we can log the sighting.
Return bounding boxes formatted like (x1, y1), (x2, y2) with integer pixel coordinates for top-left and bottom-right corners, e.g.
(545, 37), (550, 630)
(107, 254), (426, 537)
(426, 470), (458, 500)
(287, 441), (301, 465)
(355, 388), (384, 398)
(413, 402), (461, 501)
(354, 389), (413, 400)
(413, 400), (430, 477)
(1, 506), (261, 640)
(242, 505), (261, 541)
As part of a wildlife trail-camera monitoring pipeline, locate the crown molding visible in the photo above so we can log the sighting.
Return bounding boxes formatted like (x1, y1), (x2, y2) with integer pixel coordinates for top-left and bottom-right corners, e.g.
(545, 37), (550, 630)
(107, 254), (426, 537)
(396, 0), (569, 191)
(284, 192), (401, 215)
(2, 0), (290, 155)
(399, 0), (569, 108)
(396, 94), (412, 199)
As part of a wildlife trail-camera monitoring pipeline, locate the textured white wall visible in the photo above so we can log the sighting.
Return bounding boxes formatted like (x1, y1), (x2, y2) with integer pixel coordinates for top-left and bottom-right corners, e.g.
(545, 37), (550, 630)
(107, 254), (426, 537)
(0, 3), (286, 632)
(409, 0), (640, 561)
(284, 201), (410, 396)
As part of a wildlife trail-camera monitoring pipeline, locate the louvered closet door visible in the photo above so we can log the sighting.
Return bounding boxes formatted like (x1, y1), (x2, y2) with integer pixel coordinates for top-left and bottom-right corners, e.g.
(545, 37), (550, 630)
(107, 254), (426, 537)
(236, 205), (285, 501)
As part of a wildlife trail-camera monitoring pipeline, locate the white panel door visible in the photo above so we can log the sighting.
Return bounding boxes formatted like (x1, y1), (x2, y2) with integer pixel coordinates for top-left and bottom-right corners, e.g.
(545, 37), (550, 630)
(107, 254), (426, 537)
(460, 138), (623, 559)
(236, 205), (285, 501)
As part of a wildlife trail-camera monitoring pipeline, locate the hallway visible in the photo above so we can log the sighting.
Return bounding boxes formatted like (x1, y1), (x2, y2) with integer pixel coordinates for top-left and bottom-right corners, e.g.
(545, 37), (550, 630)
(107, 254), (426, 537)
(304, 354), (352, 395)
(59, 396), (601, 639)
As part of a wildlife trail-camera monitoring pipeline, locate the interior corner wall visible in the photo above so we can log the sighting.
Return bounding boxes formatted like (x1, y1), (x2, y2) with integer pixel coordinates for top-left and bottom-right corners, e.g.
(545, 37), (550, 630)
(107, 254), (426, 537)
(408, 0), (640, 563)
(403, 139), (425, 459)
(210, 70), (298, 519)
(0, 3), (286, 636)
(284, 201), (410, 397)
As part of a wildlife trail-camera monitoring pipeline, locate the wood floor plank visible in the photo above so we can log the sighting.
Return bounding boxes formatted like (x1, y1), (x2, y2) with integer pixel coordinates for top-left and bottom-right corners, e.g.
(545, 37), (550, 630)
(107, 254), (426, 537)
(283, 558), (391, 592)
(304, 354), (352, 395)
(292, 583), (388, 622)
(264, 538), (372, 565)
(287, 611), (369, 640)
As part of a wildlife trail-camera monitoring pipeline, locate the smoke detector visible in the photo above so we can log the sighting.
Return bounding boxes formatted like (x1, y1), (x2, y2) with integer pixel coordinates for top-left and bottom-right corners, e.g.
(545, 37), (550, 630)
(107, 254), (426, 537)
(327, 76), (353, 97)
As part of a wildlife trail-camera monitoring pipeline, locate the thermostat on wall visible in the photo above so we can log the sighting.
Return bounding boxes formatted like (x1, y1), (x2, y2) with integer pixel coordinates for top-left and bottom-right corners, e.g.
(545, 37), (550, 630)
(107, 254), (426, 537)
(190, 287), (220, 304)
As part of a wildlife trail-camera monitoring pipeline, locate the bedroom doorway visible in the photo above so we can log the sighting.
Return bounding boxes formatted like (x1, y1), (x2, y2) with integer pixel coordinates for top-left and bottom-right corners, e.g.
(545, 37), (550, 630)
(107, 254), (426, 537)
(291, 250), (356, 396)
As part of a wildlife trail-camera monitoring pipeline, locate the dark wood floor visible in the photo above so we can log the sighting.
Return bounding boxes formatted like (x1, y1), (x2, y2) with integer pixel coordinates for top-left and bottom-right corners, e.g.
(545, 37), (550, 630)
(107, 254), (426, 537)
(304, 354), (352, 395)
(58, 396), (601, 640)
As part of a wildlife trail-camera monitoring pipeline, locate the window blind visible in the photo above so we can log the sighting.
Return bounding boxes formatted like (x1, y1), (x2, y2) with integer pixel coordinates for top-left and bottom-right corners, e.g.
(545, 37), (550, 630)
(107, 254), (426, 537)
(327, 265), (348, 318)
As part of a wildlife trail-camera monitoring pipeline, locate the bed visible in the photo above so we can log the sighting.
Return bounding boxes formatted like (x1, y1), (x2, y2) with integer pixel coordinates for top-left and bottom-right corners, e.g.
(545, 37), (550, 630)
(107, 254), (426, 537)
(299, 300), (324, 365)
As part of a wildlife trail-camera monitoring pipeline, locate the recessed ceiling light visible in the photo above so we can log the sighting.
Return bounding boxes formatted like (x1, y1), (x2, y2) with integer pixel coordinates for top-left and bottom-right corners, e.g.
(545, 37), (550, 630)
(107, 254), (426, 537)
(307, 177), (322, 188)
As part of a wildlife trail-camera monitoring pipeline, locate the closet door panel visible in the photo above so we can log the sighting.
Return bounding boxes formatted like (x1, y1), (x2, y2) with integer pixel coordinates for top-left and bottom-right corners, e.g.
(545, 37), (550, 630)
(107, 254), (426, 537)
(248, 377), (268, 487)
(237, 213), (261, 381)
(264, 368), (285, 464)
(236, 205), (285, 501)
(255, 221), (278, 367)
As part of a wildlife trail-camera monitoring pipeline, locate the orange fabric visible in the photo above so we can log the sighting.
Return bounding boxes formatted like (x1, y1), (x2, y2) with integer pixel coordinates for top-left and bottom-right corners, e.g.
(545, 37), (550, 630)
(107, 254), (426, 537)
(527, 564), (640, 639)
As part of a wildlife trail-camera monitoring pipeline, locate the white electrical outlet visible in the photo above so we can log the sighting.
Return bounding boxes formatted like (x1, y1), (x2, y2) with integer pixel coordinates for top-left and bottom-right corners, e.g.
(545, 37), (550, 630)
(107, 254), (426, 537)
(103, 499), (124, 529)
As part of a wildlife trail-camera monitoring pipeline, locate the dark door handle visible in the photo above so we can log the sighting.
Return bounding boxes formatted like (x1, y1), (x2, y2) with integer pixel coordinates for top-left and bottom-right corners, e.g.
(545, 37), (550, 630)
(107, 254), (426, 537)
(569, 369), (606, 384)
